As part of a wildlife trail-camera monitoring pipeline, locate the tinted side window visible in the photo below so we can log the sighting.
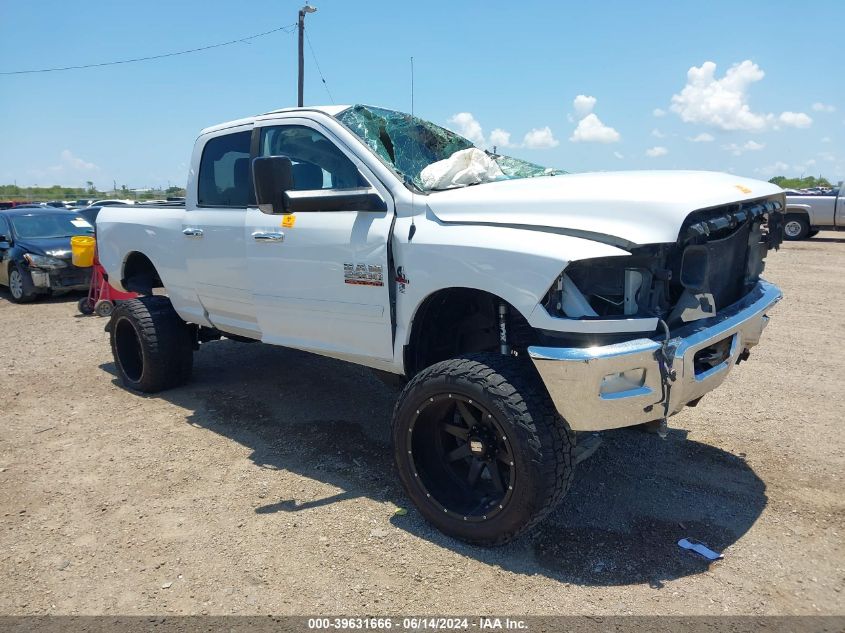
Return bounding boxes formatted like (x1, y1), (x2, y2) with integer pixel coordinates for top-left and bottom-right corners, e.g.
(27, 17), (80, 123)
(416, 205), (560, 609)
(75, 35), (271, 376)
(198, 131), (252, 207)
(0, 215), (9, 238)
(260, 125), (368, 191)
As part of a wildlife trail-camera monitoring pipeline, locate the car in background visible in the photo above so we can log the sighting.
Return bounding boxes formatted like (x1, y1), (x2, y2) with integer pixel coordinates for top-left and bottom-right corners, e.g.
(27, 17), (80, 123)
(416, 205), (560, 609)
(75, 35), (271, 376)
(0, 208), (94, 302)
(784, 187), (844, 239)
(89, 199), (135, 207)
(10, 203), (49, 209)
(76, 202), (132, 226)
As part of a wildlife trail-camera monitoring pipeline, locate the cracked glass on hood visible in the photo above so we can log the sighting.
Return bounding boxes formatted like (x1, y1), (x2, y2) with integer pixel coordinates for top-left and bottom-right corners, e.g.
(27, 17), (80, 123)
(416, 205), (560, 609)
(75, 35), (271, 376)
(336, 105), (564, 191)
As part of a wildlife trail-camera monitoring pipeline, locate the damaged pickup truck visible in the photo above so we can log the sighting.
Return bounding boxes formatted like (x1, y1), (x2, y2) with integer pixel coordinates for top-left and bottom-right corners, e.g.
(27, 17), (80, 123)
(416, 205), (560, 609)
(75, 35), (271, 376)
(97, 104), (784, 545)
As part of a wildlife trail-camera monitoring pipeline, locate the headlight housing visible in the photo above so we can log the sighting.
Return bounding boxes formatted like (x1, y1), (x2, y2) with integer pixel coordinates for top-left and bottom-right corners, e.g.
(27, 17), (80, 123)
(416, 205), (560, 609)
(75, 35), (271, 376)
(24, 253), (68, 269)
(543, 248), (673, 320)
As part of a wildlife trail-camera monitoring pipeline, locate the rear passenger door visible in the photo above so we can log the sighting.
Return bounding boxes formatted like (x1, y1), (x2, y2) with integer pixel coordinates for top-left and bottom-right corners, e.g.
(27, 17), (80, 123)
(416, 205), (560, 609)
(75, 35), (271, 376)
(183, 126), (260, 338)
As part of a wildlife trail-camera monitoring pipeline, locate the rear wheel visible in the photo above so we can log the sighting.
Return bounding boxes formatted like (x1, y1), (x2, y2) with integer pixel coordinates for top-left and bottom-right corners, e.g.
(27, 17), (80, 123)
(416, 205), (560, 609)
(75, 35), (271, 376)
(783, 214), (810, 240)
(392, 353), (573, 546)
(109, 296), (193, 393)
(8, 266), (35, 303)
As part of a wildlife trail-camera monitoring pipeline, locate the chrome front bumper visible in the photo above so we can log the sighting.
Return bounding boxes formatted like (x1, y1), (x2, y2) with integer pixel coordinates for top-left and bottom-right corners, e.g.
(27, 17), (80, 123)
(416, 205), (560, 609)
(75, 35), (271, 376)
(528, 280), (783, 431)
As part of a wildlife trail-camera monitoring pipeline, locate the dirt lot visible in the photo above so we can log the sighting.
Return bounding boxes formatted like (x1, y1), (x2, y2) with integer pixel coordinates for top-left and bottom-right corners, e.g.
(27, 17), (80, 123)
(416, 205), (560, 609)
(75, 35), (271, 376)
(1, 233), (843, 616)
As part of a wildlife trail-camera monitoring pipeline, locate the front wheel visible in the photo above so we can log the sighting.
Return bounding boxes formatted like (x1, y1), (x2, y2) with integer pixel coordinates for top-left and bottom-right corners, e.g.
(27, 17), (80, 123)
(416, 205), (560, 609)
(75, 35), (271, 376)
(109, 296), (193, 393)
(392, 353), (574, 546)
(8, 266), (36, 303)
(783, 214), (810, 241)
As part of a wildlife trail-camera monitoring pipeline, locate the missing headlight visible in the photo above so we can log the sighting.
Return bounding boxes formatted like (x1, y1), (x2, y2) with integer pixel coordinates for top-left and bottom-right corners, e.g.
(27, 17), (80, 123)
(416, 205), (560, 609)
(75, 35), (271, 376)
(547, 249), (672, 319)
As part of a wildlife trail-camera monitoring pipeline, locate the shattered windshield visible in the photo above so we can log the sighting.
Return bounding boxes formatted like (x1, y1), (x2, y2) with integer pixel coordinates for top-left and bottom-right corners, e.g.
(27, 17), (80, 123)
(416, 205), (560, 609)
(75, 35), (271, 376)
(335, 105), (564, 191)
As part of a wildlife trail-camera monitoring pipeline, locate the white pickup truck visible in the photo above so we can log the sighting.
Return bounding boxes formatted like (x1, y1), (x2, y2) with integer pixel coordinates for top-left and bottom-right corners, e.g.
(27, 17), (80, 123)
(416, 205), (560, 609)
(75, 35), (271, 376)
(98, 104), (785, 545)
(784, 187), (843, 239)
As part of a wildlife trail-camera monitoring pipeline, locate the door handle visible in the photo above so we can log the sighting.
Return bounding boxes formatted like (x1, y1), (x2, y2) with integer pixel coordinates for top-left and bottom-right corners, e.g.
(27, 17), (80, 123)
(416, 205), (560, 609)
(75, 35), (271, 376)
(182, 228), (204, 238)
(252, 231), (285, 242)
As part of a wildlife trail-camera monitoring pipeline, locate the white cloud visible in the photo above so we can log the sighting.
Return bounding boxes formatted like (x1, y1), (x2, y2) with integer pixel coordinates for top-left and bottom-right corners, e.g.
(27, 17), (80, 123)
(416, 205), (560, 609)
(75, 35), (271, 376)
(779, 111), (813, 128)
(812, 102), (836, 113)
(722, 140), (766, 156)
(447, 112), (561, 150)
(653, 108), (667, 118)
(447, 112), (486, 145)
(569, 113), (620, 143)
(671, 60), (815, 133)
(488, 128), (512, 149)
(27, 149), (100, 183)
(613, 151), (624, 159)
(645, 146), (668, 157)
(688, 132), (715, 142)
(754, 161), (790, 177)
(573, 95), (597, 116)
(651, 128), (666, 138)
(523, 126), (560, 149)
(59, 150), (98, 171)
(671, 60), (774, 130)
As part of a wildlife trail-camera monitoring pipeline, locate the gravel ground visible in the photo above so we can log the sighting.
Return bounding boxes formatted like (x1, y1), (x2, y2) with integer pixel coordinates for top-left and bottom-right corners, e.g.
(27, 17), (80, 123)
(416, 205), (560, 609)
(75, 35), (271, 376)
(0, 233), (843, 615)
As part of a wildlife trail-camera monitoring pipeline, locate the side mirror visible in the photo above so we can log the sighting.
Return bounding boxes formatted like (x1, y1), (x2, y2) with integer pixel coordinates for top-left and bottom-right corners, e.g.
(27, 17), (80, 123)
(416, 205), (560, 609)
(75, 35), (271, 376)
(252, 156), (294, 215)
(0, 235), (9, 248)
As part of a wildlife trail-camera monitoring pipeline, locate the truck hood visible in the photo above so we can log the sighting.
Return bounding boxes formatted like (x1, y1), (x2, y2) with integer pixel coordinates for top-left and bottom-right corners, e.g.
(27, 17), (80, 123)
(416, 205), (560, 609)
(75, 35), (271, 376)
(424, 170), (783, 246)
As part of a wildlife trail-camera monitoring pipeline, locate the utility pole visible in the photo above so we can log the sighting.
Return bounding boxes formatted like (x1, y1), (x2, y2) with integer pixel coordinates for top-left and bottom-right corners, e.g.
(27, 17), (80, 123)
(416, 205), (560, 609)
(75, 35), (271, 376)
(298, 3), (317, 107)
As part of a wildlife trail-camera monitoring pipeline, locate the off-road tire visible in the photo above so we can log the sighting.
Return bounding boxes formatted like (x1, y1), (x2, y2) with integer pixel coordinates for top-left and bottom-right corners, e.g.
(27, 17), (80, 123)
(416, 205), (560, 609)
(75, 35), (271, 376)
(8, 266), (35, 303)
(392, 353), (574, 546)
(783, 214), (810, 241)
(109, 296), (193, 393)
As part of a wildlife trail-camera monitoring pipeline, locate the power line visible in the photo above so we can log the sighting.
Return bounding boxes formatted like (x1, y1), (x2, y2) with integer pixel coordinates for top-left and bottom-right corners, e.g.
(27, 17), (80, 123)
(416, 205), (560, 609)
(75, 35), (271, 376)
(305, 29), (334, 104)
(0, 24), (297, 75)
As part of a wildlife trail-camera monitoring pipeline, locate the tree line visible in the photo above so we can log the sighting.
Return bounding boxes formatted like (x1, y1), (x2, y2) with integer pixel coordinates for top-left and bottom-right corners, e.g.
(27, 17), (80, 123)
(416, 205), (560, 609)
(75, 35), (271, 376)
(0, 184), (186, 201)
(767, 176), (834, 189)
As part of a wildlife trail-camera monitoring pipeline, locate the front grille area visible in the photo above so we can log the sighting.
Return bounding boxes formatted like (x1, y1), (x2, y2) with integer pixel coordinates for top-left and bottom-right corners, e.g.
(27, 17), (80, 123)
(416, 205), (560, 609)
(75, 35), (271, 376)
(667, 197), (784, 317)
(51, 266), (91, 288)
(543, 196), (784, 331)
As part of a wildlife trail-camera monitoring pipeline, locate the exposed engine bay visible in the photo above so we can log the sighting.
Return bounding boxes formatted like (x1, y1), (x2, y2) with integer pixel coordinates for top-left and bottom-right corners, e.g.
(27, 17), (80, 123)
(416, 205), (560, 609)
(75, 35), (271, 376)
(543, 197), (784, 328)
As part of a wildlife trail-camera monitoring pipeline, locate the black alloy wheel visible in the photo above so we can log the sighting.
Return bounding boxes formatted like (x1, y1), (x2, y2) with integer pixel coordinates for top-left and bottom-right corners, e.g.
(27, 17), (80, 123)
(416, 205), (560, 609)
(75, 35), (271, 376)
(393, 353), (574, 546)
(109, 296), (194, 393)
(408, 393), (515, 521)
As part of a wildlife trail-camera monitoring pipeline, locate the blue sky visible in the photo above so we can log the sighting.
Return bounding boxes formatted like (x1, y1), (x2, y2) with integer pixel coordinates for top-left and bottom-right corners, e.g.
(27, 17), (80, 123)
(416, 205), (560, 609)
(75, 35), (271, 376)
(1, 0), (842, 189)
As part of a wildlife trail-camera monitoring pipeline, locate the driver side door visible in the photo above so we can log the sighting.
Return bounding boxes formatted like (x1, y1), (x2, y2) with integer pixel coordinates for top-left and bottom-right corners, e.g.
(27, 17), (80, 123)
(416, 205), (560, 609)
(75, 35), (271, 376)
(245, 119), (395, 362)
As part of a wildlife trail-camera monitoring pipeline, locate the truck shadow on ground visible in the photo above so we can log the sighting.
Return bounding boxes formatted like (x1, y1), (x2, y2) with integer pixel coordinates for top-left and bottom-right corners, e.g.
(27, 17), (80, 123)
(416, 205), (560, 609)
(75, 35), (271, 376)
(100, 338), (767, 588)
